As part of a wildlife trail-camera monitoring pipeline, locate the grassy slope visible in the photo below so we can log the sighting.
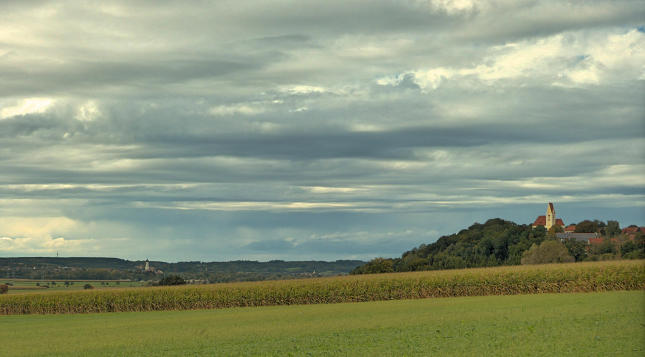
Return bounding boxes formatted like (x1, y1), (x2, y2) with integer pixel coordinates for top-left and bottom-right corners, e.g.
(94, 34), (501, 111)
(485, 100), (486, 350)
(2, 291), (643, 356)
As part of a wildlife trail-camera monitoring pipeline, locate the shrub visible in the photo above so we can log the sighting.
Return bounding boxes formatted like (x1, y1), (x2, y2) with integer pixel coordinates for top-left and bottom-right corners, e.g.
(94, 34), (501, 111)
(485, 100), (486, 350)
(350, 258), (395, 274)
(0, 284), (8, 294)
(158, 275), (186, 286)
(83, 284), (94, 290)
(521, 240), (575, 265)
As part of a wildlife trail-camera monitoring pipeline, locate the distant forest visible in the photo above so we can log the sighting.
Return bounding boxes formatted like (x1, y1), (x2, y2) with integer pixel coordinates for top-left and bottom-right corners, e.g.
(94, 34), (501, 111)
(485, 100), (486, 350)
(351, 218), (645, 274)
(0, 258), (364, 282)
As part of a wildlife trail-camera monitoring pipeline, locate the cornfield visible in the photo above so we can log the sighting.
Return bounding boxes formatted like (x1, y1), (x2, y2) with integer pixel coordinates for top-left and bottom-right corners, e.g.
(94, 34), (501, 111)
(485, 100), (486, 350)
(1, 260), (643, 315)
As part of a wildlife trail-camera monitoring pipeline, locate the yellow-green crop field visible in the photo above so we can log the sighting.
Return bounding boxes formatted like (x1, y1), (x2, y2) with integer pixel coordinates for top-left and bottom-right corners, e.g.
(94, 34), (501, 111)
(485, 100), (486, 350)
(1, 260), (643, 315)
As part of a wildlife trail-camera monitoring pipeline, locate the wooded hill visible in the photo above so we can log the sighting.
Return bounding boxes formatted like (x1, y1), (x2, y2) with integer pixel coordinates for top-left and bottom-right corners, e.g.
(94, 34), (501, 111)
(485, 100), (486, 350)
(351, 218), (644, 274)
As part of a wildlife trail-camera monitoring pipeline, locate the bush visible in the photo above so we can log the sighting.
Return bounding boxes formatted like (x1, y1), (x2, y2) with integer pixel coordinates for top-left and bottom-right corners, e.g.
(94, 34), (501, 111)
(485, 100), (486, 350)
(83, 284), (94, 290)
(0, 284), (8, 294)
(158, 275), (186, 286)
(521, 240), (575, 265)
(350, 258), (395, 274)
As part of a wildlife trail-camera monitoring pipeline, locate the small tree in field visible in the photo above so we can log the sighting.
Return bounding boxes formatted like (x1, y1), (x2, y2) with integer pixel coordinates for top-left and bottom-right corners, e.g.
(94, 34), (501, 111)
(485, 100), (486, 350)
(521, 240), (575, 265)
(0, 284), (8, 294)
(350, 258), (395, 274)
(83, 284), (94, 290)
(158, 275), (186, 286)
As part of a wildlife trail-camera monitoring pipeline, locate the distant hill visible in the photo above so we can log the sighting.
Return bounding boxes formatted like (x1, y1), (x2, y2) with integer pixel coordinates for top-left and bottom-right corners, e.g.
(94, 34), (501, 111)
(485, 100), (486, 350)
(0, 257), (365, 282)
(351, 218), (644, 274)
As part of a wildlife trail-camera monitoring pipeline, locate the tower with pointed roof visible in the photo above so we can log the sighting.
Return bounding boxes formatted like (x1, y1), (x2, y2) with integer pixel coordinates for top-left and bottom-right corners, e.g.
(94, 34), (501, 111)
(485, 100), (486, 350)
(532, 203), (564, 229)
(545, 202), (555, 229)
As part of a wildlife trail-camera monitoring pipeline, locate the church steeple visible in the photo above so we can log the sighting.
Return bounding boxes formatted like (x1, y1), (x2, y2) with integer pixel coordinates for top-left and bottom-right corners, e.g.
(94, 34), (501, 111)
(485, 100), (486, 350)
(532, 203), (564, 229)
(546, 202), (555, 229)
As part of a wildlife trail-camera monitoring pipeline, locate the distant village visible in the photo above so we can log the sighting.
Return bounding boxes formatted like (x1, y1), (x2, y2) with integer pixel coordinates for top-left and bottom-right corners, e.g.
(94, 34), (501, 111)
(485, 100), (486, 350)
(531, 202), (643, 248)
(137, 259), (163, 275)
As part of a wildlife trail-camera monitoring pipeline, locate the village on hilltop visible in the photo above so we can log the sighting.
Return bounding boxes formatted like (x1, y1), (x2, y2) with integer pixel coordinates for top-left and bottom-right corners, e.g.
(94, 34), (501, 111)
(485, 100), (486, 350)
(531, 202), (643, 248)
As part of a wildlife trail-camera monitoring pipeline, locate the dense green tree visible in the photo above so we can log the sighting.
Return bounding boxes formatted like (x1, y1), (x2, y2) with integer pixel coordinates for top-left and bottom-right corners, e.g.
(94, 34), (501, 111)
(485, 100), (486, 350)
(591, 238), (616, 255)
(521, 241), (575, 265)
(158, 275), (186, 286)
(575, 220), (599, 233)
(563, 239), (588, 261)
(350, 258), (395, 274)
(621, 240), (636, 255)
(354, 219), (547, 274)
(622, 235), (644, 259)
(351, 218), (640, 275)
(606, 220), (621, 237)
(547, 225), (564, 238)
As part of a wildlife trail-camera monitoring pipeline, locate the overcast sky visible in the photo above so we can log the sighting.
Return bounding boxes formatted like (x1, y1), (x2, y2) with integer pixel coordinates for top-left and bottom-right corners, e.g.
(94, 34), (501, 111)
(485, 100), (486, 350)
(1, 0), (643, 262)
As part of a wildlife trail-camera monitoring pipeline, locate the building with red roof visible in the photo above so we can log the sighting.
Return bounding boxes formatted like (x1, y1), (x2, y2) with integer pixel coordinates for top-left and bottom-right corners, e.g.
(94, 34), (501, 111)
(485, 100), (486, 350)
(532, 203), (565, 230)
(621, 226), (645, 240)
(621, 226), (645, 234)
(533, 215), (546, 227)
(587, 237), (605, 245)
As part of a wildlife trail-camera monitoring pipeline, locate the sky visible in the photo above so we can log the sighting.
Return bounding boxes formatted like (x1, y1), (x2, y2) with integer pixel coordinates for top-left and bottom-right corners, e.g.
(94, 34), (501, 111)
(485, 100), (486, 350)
(0, 0), (644, 262)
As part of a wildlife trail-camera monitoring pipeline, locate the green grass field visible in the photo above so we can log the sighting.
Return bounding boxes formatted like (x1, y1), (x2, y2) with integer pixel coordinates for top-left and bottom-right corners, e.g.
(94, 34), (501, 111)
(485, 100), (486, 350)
(1, 279), (145, 294)
(1, 291), (643, 356)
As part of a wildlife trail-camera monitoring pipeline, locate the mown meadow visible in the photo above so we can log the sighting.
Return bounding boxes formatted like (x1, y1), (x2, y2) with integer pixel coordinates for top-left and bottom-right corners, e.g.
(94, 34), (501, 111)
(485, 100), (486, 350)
(1, 260), (642, 315)
(1, 279), (145, 295)
(1, 291), (643, 356)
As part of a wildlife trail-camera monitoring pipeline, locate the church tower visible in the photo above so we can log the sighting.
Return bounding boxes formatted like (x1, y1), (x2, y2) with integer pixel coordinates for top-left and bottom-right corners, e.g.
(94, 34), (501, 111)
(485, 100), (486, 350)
(545, 202), (556, 230)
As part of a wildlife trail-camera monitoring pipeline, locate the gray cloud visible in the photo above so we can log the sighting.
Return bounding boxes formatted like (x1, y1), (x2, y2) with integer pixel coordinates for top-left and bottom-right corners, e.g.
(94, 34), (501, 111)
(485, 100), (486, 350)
(0, 1), (643, 261)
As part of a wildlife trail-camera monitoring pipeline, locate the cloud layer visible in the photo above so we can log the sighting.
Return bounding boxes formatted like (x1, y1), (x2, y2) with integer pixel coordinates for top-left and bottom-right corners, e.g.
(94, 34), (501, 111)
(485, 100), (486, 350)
(1, 1), (644, 261)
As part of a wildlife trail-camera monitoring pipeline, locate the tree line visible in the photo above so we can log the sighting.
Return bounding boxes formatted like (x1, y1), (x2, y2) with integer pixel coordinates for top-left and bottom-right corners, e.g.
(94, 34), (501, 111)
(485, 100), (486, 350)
(0, 259), (365, 282)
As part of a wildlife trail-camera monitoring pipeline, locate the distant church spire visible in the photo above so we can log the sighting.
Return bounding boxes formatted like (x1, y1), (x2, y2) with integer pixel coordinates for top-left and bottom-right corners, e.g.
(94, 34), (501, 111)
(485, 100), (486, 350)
(531, 203), (564, 229)
(546, 202), (556, 229)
